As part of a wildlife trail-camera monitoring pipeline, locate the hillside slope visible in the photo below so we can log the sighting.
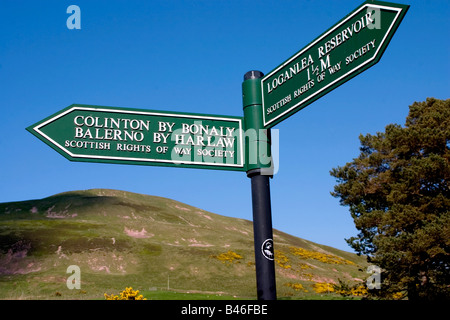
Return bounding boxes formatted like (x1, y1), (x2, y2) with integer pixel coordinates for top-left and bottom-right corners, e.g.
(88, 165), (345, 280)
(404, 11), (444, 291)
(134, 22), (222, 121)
(0, 189), (368, 299)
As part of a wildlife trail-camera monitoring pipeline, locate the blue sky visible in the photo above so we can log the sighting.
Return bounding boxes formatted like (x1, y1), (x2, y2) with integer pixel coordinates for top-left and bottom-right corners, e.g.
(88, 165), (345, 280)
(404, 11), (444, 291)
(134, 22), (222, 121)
(1, 0), (448, 252)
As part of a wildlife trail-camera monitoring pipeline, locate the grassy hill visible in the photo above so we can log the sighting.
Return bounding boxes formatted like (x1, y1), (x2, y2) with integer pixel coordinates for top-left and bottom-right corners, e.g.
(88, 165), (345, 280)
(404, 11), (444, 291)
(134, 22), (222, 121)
(0, 189), (368, 300)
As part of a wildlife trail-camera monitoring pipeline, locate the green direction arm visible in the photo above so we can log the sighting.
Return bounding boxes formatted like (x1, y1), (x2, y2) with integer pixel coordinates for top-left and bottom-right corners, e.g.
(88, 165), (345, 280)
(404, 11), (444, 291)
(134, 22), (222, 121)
(261, 0), (409, 128)
(26, 104), (246, 171)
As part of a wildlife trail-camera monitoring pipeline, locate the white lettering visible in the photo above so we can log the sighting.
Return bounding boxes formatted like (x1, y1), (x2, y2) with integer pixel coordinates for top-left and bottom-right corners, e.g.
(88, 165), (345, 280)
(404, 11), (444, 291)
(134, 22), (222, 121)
(345, 39), (376, 65)
(266, 94), (292, 115)
(153, 132), (170, 144)
(320, 55), (331, 72)
(318, 11), (373, 58)
(267, 55), (313, 93)
(75, 127), (83, 138)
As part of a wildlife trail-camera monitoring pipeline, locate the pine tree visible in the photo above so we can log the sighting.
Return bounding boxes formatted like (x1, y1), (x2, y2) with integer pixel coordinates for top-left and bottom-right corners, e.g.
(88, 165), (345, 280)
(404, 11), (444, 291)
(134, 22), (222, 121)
(330, 98), (449, 300)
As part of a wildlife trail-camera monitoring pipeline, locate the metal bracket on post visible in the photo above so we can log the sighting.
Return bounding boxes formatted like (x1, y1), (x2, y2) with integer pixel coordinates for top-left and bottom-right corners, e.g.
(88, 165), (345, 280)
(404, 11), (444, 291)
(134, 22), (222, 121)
(242, 70), (277, 300)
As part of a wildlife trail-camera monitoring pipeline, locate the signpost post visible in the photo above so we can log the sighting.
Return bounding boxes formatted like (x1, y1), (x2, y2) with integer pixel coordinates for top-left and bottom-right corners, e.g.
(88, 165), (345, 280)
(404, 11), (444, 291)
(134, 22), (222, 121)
(26, 0), (408, 301)
(243, 70), (276, 300)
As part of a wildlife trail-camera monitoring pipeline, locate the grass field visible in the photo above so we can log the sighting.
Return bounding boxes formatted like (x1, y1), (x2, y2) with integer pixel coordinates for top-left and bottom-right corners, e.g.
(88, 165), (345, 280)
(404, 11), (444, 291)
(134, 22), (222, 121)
(0, 189), (369, 300)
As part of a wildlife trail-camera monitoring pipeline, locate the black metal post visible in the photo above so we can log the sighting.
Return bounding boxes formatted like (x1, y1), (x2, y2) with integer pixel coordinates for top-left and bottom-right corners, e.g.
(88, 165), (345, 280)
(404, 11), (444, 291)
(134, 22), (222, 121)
(248, 170), (276, 300)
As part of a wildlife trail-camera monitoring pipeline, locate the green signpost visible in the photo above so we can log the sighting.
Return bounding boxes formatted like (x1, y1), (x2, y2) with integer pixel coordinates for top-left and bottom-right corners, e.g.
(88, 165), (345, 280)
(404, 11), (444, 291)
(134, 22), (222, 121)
(27, 104), (245, 171)
(27, 1), (409, 301)
(261, 1), (409, 128)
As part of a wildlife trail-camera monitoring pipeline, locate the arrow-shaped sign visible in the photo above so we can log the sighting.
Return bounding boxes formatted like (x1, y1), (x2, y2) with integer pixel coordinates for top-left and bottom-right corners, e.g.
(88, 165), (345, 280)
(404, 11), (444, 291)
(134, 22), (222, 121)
(27, 104), (245, 171)
(261, 0), (409, 128)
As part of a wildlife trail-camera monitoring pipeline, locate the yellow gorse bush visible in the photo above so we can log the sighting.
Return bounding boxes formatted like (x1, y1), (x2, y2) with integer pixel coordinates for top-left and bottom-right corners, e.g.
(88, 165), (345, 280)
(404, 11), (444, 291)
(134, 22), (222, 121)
(335, 284), (368, 297)
(274, 250), (312, 271)
(284, 282), (308, 292)
(274, 250), (291, 269)
(313, 282), (335, 293)
(333, 279), (370, 298)
(211, 250), (243, 264)
(348, 285), (368, 296)
(392, 291), (405, 300)
(104, 287), (147, 300)
(314, 281), (370, 297)
(290, 246), (355, 265)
